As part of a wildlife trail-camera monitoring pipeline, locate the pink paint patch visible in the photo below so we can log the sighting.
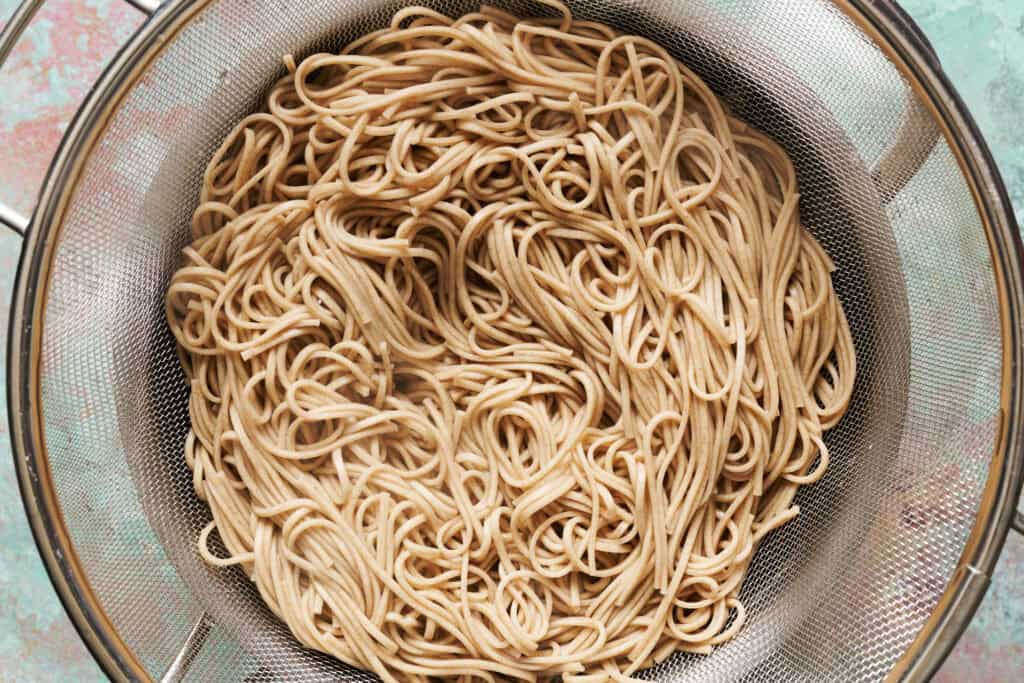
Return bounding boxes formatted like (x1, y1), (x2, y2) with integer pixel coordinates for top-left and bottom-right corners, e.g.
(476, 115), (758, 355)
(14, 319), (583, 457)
(0, 0), (143, 214)
(0, 114), (67, 213)
(934, 629), (1024, 682)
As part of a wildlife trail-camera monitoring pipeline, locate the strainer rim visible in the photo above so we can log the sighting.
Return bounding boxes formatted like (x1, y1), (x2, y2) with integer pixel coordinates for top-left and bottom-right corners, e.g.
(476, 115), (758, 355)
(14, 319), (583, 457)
(847, 1), (1024, 678)
(6, 1), (1023, 681)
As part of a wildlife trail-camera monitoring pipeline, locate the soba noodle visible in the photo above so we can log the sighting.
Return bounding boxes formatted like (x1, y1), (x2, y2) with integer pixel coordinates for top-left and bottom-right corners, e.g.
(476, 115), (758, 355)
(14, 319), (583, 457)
(166, 2), (855, 680)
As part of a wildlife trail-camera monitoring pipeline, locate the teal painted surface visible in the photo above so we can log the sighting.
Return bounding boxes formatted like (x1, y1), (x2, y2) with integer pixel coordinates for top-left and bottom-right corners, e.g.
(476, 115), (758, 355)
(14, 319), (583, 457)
(0, 0), (1021, 680)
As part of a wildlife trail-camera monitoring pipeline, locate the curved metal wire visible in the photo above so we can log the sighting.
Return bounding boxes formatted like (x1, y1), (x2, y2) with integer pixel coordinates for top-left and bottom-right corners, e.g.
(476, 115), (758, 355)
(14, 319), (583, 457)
(0, 202), (28, 237)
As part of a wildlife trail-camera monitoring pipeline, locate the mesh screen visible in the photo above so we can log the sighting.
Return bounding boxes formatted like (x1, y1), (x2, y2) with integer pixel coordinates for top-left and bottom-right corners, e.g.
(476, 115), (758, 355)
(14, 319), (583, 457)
(35, 0), (1001, 680)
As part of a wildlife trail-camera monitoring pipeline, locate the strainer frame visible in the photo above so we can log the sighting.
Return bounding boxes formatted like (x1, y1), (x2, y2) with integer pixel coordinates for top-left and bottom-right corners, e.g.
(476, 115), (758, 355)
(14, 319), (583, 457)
(4, 0), (1024, 681)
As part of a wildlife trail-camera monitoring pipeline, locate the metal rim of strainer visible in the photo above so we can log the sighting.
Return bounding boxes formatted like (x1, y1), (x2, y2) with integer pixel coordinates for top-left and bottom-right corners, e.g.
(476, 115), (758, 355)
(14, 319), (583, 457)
(2, 0), (1023, 681)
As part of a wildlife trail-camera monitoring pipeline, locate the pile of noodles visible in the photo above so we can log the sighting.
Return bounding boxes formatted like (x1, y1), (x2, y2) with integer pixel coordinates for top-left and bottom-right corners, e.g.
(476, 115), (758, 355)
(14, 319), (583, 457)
(166, 2), (855, 680)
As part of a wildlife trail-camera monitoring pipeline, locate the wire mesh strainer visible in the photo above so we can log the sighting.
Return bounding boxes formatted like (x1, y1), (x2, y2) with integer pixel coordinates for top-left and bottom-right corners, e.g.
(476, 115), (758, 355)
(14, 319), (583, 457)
(1, 0), (1023, 681)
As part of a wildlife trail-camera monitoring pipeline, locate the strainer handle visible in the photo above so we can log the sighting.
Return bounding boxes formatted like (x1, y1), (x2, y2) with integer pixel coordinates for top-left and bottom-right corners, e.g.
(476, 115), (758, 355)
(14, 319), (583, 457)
(0, 0), (160, 238)
(1014, 510), (1024, 535)
(870, 1), (944, 199)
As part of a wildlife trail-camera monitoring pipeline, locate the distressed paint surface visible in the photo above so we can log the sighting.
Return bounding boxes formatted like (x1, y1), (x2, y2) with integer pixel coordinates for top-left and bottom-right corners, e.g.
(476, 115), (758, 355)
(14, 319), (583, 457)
(0, 0), (1020, 680)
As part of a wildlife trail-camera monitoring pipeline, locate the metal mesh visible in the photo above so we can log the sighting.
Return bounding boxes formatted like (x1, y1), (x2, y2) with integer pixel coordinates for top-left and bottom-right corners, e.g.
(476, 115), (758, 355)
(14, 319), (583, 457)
(34, 0), (1002, 680)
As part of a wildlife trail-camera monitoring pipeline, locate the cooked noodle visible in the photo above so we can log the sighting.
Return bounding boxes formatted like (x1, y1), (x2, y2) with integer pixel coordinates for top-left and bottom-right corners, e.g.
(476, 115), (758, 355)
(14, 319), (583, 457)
(166, 2), (855, 680)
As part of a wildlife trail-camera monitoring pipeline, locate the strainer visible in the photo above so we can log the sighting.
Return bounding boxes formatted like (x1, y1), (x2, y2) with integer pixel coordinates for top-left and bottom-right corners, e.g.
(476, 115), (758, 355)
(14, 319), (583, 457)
(2, 0), (1023, 680)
